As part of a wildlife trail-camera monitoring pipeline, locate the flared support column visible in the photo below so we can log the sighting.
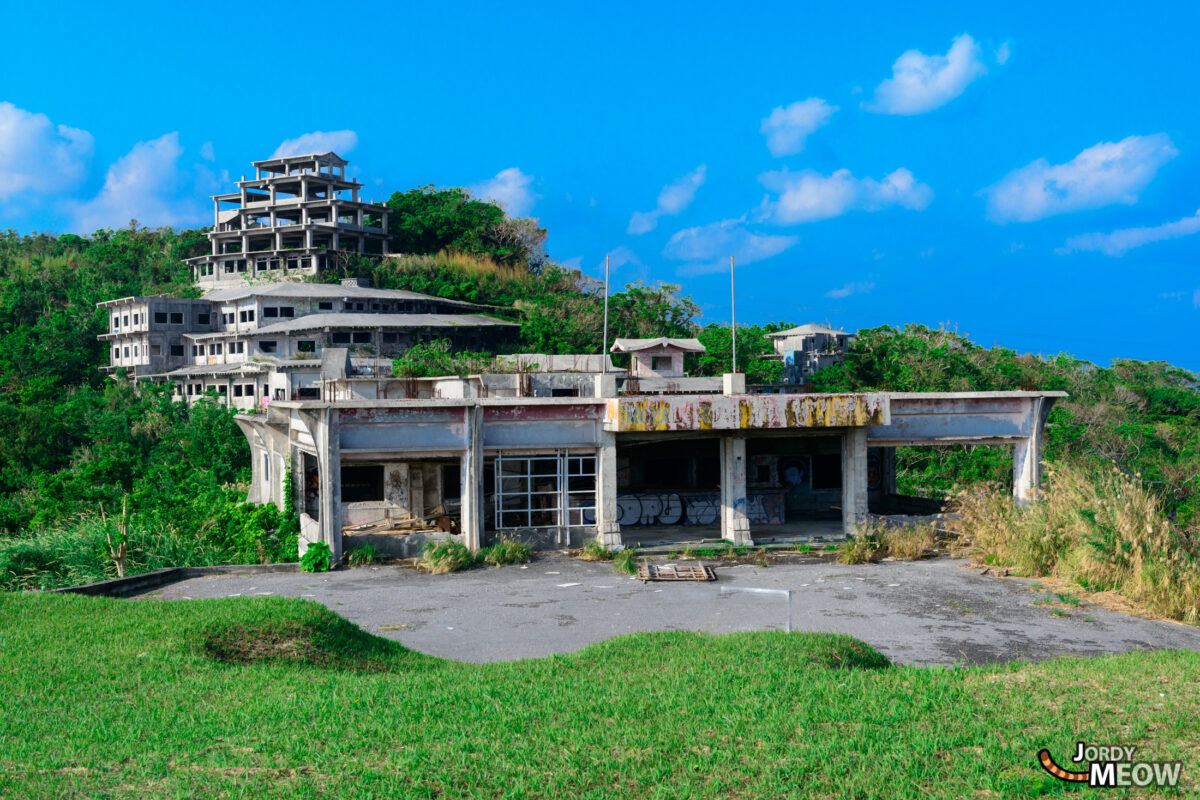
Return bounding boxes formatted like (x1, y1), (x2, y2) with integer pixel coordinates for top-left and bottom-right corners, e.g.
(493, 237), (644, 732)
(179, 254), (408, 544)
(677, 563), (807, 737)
(1013, 396), (1047, 506)
(720, 435), (753, 546)
(460, 404), (484, 551)
(841, 427), (868, 537)
(595, 431), (623, 549)
(311, 407), (342, 563)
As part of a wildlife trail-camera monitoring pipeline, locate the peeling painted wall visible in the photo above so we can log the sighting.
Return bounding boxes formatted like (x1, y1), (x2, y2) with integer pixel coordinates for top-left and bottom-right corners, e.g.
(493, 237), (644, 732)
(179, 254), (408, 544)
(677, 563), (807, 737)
(606, 393), (889, 432)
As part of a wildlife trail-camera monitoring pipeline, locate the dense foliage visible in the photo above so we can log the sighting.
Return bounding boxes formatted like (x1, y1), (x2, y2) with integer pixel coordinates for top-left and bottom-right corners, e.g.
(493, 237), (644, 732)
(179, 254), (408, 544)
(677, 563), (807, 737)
(385, 186), (549, 269)
(0, 227), (295, 588)
(813, 324), (1200, 527)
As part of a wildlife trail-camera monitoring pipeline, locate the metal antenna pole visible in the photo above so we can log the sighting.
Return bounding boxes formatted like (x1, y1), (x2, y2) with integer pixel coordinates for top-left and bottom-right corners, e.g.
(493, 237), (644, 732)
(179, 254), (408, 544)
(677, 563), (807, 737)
(602, 254), (610, 372)
(730, 255), (737, 375)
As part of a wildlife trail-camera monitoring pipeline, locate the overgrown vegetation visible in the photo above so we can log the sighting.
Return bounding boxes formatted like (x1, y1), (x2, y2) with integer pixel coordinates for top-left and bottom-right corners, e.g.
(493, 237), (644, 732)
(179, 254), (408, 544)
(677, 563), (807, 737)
(4, 592), (1200, 797)
(345, 542), (381, 568)
(420, 540), (479, 574)
(480, 537), (532, 566)
(837, 520), (938, 564)
(814, 324), (1200, 529)
(952, 463), (1200, 623)
(612, 547), (639, 575)
(300, 542), (332, 573)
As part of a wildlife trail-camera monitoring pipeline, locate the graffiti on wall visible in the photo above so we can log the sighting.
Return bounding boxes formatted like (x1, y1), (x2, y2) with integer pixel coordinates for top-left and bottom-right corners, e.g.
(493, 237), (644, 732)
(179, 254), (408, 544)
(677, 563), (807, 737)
(590, 491), (785, 527)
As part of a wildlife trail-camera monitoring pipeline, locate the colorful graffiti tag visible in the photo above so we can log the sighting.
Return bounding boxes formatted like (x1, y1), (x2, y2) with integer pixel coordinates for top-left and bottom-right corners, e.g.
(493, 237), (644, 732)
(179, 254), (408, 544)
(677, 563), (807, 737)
(589, 491), (785, 526)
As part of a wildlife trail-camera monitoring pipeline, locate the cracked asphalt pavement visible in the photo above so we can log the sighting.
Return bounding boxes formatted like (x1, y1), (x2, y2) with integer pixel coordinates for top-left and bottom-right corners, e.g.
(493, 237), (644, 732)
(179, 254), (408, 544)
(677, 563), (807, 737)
(145, 554), (1200, 665)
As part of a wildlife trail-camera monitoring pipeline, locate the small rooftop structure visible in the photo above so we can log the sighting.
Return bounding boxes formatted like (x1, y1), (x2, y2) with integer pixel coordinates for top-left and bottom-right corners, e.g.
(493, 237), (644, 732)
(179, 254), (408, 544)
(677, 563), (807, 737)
(767, 324), (855, 384)
(611, 337), (705, 379)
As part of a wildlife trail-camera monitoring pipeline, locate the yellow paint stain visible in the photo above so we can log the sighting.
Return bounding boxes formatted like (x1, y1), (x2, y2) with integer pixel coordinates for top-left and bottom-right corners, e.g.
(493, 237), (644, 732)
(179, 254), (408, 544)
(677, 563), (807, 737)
(698, 402), (713, 430)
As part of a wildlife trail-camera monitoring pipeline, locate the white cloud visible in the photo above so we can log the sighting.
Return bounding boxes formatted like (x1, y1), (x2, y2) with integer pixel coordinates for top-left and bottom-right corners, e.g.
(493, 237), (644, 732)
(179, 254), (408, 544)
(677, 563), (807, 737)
(760, 98), (838, 157)
(866, 33), (988, 115)
(601, 245), (642, 271)
(470, 167), (537, 216)
(271, 129), (358, 158)
(983, 134), (1178, 223)
(995, 41), (1012, 66)
(0, 101), (93, 202)
(663, 218), (798, 275)
(826, 281), (876, 299)
(72, 132), (207, 231)
(199, 141), (215, 161)
(627, 165), (707, 234)
(758, 167), (933, 225)
(1058, 209), (1200, 256)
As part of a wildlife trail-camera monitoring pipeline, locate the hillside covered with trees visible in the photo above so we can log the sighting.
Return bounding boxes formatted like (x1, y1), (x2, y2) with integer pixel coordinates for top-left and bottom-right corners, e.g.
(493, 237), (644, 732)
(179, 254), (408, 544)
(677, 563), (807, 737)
(0, 188), (1196, 590)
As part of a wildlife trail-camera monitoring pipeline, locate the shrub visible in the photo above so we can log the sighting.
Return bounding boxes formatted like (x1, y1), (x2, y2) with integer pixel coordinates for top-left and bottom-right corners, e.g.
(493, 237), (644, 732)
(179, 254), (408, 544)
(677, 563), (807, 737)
(880, 523), (937, 560)
(837, 527), (882, 564)
(480, 537), (531, 566)
(612, 547), (639, 575)
(578, 540), (611, 561)
(952, 463), (1200, 623)
(420, 541), (480, 574)
(301, 542), (332, 573)
(346, 543), (380, 568)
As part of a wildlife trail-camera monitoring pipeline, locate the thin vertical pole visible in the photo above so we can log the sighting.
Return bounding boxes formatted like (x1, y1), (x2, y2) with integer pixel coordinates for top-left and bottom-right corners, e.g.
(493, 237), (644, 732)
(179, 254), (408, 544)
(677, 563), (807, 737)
(730, 255), (737, 375)
(602, 254), (610, 372)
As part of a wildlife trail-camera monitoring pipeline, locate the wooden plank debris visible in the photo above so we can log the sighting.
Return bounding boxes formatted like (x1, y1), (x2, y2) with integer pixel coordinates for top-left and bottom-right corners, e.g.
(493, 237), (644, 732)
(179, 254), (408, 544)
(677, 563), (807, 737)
(637, 563), (716, 583)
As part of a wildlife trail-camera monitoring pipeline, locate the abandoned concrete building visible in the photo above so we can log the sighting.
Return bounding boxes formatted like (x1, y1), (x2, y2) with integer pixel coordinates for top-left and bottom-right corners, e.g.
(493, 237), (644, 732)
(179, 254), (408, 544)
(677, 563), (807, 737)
(94, 150), (1064, 562)
(186, 152), (390, 290)
(235, 366), (1062, 561)
(766, 323), (855, 384)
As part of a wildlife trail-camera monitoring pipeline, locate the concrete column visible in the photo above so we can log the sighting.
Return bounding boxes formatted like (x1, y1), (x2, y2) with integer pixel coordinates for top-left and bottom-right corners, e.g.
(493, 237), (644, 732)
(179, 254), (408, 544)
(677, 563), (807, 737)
(460, 404), (484, 550)
(720, 435), (753, 546)
(1013, 397), (1046, 505)
(841, 428), (869, 536)
(357, 236), (364, 254)
(880, 447), (897, 496)
(332, 232), (340, 252)
(723, 372), (746, 395)
(318, 407), (343, 562)
(595, 431), (622, 549)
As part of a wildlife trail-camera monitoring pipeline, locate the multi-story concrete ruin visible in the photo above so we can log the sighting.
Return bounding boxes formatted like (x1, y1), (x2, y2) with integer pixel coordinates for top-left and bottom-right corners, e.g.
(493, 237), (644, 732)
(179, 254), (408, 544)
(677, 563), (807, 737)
(95, 150), (1065, 562)
(187, 152), (390, 290)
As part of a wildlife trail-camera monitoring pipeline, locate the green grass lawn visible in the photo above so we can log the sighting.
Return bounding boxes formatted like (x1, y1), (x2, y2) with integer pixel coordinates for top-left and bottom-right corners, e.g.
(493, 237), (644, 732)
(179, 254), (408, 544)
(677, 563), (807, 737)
(1, 593), (1197, 798)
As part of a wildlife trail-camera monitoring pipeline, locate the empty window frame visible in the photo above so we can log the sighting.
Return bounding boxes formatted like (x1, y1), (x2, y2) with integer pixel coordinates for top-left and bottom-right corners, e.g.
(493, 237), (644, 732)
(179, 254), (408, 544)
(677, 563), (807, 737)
(341, 465), (384, 503)
(154, 312), (168, 324)
(169, 312), (183, 324)
(318, 301), (333, 311)
(197, 313), (210, 325)
(259, 341), (278, 354)
(351, 331), (371, 344)
(651, 356), (673, 371)
(296, 340), (316, 353)
(279, 306), (295, 318)
(170, 345), (184, 356)
(330, 332), (351, 344)
(493, 452), (595, 530)
(263, 307), (279, 318)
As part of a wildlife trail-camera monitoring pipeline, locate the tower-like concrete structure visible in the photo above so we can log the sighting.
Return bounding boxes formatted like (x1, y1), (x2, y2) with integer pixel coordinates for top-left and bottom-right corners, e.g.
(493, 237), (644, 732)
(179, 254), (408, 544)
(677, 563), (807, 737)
(186, 152), (389, 290)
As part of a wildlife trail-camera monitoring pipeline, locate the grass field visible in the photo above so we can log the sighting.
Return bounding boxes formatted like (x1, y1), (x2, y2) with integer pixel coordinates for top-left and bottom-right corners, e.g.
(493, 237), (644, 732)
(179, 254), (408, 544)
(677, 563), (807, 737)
(1, 593), (1197, 798)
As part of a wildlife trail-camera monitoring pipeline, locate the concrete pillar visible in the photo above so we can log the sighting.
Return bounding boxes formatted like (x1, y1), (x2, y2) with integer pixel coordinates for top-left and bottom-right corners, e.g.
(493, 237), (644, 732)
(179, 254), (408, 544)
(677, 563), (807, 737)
(841, 428), (869, 536)
(720, 435), (753, 546)
(1014, 397), (1047, 505)
(460, 404), (484, 550)
(723, 372), (746, 395)
(880, 447), (897, 496)
(594, 372), (617, 399)
(595, 431), (622, 549)
(332, 232), (340, 252)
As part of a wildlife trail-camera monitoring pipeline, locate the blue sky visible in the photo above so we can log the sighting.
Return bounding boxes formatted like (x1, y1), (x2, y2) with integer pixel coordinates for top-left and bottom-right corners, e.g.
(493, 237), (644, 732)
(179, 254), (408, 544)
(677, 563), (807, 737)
(2, 1), (1198, 369)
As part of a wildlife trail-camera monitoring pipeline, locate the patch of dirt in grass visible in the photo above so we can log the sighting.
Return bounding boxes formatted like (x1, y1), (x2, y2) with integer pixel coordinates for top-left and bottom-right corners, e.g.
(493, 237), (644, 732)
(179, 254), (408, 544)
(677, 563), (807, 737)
(203, 626), (331, 666)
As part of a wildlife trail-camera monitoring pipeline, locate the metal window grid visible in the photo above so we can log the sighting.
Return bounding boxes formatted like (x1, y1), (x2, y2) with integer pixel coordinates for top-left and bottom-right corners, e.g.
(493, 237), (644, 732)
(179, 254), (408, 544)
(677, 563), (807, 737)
(494, 451), (596, 530)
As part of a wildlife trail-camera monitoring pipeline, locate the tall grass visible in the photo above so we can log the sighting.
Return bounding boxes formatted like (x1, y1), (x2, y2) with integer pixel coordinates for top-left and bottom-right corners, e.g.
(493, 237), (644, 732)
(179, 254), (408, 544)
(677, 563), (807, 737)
(837, 519), (938, 564)
(952, 463), (1200, 623)
(0, 515), (226, 591)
